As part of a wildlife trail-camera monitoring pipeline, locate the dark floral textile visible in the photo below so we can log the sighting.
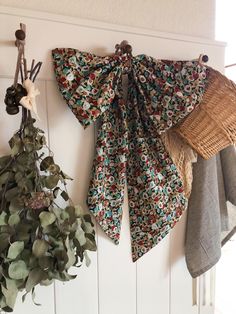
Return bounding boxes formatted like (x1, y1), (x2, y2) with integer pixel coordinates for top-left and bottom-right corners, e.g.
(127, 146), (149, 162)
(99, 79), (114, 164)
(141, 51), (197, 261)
(52, 48), (208, 261)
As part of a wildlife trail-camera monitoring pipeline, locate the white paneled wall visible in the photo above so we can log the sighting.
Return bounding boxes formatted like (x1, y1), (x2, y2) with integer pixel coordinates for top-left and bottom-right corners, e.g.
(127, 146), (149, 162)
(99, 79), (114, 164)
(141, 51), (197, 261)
(0, 0), (216, 39)
(0, 6), (225, 314)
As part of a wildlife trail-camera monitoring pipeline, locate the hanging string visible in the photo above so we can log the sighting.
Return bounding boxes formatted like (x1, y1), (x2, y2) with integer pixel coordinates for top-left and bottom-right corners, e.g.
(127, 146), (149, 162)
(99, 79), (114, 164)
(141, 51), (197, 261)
(14, 24), (26, 87)
(12, 23), (42, 128)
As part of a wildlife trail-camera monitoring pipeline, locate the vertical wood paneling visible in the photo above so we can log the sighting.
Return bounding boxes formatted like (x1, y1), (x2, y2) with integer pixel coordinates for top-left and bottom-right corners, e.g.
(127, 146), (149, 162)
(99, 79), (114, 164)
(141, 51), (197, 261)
(215, 238), (236, 314)
(199, 271), (215, 314)
(170, 211), (198, 314)
(45, 80), (98, 314)
(137, 237), (170, 314)
(97, 188), (136, 314)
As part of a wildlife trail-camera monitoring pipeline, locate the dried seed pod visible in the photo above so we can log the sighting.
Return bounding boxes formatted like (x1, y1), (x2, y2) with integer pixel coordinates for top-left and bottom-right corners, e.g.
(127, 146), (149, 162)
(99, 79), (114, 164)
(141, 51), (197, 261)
(15, 83), (26, 94)
(6, 86), (16, 96)
(6, 106), (19, 115)
(4, 96), (16, 107)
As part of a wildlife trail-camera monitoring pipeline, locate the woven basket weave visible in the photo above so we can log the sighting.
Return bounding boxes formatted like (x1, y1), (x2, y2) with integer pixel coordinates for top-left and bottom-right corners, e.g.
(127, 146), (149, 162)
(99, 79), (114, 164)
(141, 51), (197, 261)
(161, 129), (197, 198)
(175, 68), (236, 159)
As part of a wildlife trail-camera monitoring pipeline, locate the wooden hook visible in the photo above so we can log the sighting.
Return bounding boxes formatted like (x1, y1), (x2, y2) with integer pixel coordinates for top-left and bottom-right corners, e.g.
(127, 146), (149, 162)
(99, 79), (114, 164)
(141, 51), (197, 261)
(15, 23), (26, 49)
(198, 54), (209, 65)
(115, 40), (132, 56)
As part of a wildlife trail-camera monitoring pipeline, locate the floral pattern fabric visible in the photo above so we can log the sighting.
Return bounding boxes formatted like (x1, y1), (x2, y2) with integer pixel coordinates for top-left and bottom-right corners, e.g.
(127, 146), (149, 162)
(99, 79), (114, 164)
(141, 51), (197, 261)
(52, 48), (208, 261)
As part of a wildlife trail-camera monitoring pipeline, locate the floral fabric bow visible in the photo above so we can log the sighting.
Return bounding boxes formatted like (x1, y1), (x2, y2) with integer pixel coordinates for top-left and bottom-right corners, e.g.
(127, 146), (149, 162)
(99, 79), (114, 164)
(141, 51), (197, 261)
(52, 48), (208, 261)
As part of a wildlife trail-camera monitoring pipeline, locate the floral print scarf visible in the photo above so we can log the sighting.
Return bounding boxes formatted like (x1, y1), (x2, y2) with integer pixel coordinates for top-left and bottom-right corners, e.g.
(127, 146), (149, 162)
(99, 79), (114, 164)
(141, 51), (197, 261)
(52, 47), (208, 261)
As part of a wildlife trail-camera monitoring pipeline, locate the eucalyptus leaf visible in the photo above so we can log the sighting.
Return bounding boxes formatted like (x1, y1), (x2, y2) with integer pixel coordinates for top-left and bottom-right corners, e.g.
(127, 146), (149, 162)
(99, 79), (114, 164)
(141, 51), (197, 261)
(40, 278), (54, 286)
(9, 134), (23, 156)
(14, 172), (24, 183)
(83, 214), (93, 224)
(0, 225), (14, 236)
(44, 175), (59, 189)
(52, 207), (61, 220)
(8, 260), (29, 280)
(21, 249), (31, 264)
(38, 256), (54, 270)
(82, 221), (94, 234)
(0, 155), (11, 170)
(84, 251), (91, 267)
(26, 171), (37, 180)
(26, 269), (47, 292)
(25, 143), (34, 153)
(22, 291), (28, 303)
(31, 287), (41, 306)
(48, 164), (60, 174)
(55, 249), (69, 272)
(0, 233), (10, 253)
(60, 171), (73, 180)
(17, 178), (34, 193)
(8, 213), (20, 226)
(9, 197), (24, 213)
(0, 171), (10, 188)
(75, 225), (86, 246)
(32, 239), (49, 258)
(0, 265), (3, 280)
(60, 211), (69, 221)
(74, 204), (83, 217)
(61, 271), (77, 281)
(65, 237), (76, 269)
(2, 305), (13, 313)
(65, 206), (76, 224)
(16, 151), (32, 166)
(29, 256), (38, 269)
(2, 278), (18, 311)
(7, 241), (24, 259)
(48, 235), (64, 250)
(16, 223), (31, 242)
(23, 126), (32, 136)
(5, 187), (19, 201)
(40, 156), (54, 171)
(36, 127), (45, 134)
(38, 134), (46, 146)
(39, 212), (56, 228)
(49, 270), (76, 282)
(13, 162), (25, 173)
(0, 212), (7, 226)
(83, 234), (97, 251)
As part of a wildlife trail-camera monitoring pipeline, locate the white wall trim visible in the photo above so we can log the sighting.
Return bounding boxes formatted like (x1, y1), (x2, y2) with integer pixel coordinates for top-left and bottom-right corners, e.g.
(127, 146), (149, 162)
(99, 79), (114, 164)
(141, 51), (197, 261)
(0, 5), (226, 47)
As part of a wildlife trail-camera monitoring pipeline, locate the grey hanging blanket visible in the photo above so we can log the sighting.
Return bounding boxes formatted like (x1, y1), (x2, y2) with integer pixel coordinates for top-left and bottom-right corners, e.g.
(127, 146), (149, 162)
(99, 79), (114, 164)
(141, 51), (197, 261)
(185, 146), (236, 277)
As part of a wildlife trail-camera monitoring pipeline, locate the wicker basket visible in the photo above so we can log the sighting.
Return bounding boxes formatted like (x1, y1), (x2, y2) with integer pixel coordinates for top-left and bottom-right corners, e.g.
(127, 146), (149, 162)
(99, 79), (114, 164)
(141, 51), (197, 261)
(175, 68), (236, 159)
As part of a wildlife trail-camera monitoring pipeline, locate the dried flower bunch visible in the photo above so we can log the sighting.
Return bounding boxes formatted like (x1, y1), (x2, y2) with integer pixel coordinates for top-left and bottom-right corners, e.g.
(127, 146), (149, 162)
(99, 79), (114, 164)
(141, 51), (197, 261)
(0, 116), (97, 312)
(0, 24), (96, 312)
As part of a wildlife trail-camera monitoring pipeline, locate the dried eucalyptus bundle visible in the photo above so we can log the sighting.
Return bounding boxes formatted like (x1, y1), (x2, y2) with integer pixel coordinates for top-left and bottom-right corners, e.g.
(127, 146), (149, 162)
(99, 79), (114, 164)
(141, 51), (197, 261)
(0, 116), (96, 312)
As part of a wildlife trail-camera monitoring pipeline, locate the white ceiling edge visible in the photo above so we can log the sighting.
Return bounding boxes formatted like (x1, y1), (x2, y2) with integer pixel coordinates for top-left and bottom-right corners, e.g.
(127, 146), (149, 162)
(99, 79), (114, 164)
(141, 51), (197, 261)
(0, 5), (226, 47)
